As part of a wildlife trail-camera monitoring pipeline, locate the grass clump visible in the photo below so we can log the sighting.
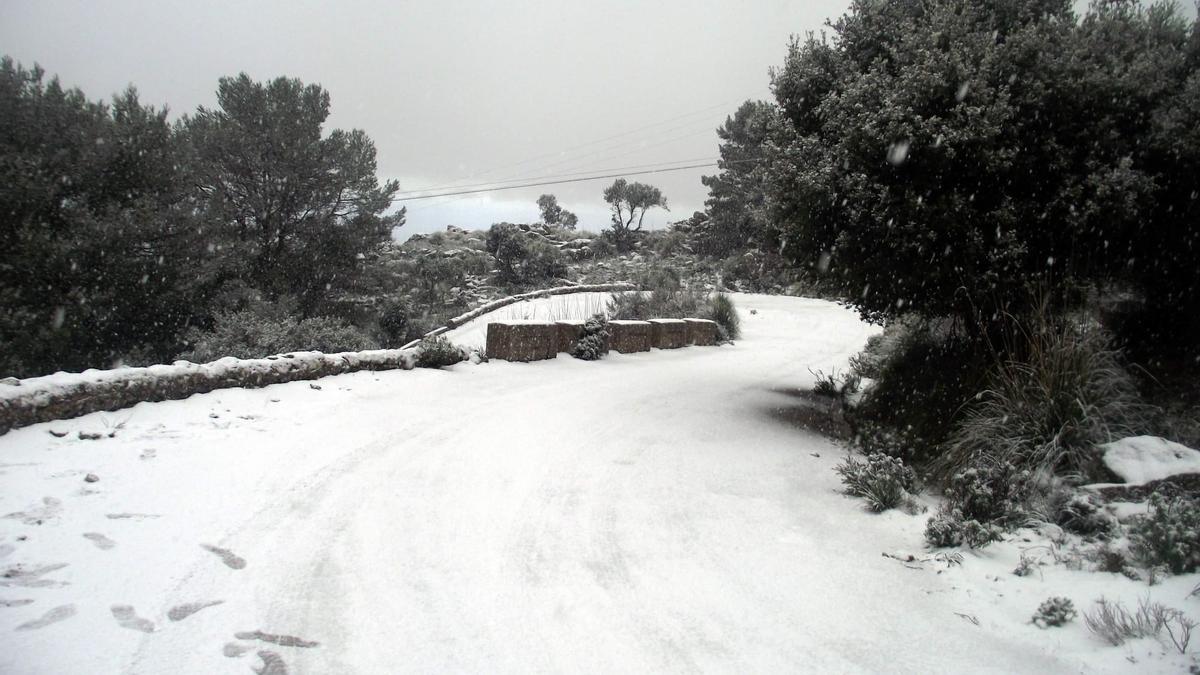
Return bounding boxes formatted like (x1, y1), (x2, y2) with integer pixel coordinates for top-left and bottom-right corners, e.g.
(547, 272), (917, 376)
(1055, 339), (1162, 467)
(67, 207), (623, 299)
(1084, 597), (1195, 653)
(940, 310), (1154, 480)
(835, 454), (917, 512)
(415, 335), (467, 369)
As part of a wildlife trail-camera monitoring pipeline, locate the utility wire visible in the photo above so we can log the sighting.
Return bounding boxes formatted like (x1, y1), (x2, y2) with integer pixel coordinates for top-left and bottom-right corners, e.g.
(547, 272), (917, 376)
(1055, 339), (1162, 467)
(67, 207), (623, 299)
(392, 162), (719, 203)
(419, 98), (746, 190)
(393, 156), (720, 198)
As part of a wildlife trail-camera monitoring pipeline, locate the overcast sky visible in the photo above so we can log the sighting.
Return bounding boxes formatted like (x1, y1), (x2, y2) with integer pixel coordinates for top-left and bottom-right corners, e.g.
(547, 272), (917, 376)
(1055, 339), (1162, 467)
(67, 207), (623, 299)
(2, 1), (1194, 240)
(0, 0), (853, 238)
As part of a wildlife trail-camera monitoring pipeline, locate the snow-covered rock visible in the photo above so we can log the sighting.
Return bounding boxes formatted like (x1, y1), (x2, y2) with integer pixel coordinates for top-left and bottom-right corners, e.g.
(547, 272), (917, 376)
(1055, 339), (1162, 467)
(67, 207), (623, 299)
(1100, 435), (1200, 485)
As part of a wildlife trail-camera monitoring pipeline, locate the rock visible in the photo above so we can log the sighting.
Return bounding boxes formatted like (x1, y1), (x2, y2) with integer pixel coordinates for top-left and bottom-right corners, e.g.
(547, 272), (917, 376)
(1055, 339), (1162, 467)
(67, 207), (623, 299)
(84, 474), (99, 483)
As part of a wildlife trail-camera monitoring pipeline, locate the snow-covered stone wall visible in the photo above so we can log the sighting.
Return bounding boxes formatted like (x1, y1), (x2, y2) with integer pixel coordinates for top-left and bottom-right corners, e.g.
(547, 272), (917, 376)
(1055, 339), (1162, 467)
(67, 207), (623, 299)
(0, 349), (416, 436)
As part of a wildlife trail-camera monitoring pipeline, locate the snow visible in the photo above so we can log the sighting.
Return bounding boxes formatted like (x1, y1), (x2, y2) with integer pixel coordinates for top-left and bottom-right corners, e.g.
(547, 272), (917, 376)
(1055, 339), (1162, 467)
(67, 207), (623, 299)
(1, 294), (1197, 673)
(1101, 436), (1200, 485)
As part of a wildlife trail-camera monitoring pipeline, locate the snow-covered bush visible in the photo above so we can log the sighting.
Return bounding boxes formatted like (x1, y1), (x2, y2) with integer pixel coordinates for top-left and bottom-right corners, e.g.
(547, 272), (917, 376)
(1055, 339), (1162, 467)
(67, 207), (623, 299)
(1130, 493), (1200, 574)
(182, 309), (377, 362)
(925, 461), (1030, 549)
(569, 314), (610, 361)
(415, 335), (467, 369)
(835, 454), (917, 512)
(924, 510), (1003, 549)
(1033, 597), (1077, 628)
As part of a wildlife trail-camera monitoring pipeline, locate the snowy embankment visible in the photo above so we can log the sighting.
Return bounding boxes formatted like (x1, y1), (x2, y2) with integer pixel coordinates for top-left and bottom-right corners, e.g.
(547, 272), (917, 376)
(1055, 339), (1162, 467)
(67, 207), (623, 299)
(1, 294), (1196, 674)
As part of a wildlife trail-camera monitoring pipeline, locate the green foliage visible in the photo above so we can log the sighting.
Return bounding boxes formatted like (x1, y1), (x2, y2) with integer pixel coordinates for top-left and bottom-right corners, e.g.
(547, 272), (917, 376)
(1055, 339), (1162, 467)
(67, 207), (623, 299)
(767, 0), (1199, 331)
(1032, 597), (1077, 628)
(835, 453), (917, 512)
(536, 194), (578, 229)
(485, 223), (567, 285)
(924, 510), (1004, 549)
(602, 178), (667, 252)
(377, 299), (428, 347)
(181, 306), (376, 363)
(849, 319), (989, 465)
(0, 58), (202, 376)
(1130, 493), (1200, 574)
(569, 314), (610, 361)
(697, 100), (779, 256)
(184, 73), (402, 315)
(415, 335), (467, 369)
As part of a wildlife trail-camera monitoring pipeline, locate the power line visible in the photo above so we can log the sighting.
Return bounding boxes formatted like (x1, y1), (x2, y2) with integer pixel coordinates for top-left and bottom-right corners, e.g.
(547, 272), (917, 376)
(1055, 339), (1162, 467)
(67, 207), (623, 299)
(393, 156), (720, 199)
(417, 98), (746, 191)
(392, 162), (719, 203)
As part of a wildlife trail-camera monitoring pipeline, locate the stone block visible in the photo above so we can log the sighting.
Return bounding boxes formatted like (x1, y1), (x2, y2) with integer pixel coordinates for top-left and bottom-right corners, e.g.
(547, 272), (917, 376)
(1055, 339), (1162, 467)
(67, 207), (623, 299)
(684, 318), (719, 346)
(608, 320), (652, 353)
(648, 319), (688, 349)
(554, 320), (585, 353)
(486, 322), (558, 362)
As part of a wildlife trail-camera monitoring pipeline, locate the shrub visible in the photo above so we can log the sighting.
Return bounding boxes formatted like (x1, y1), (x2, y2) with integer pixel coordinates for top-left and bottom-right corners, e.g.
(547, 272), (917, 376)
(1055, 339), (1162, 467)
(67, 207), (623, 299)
(943, 312), (1154, 479)
(924, 510), (1004, 549)
(1084, 597), (1196, 653)
(835, 454), (917, 512)
(848, 319), (989, 466)
(1130, 493), (1200, 574)
(570, 314), (609, 361)
(1033, 597), (1077, 628)
(1029, 483), (1116, 538)
(706, 293), (740, 340)
(377, 299), (429, 347)
(925, 461), (1029, 549)
(943, 461), (1031, 527)
(415, 335), (466, 369)
(182, 308), (377, 363)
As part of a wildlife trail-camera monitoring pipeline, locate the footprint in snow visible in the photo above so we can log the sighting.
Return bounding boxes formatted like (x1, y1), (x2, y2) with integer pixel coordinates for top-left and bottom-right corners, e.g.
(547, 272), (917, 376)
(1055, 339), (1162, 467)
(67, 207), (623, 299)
(201, 544), (246, 570)
(254, 650), (289, 674)
(223, 642), (252, 658)
(1, 599), (35, 608)
(0, 543), (15, 559)
(3, 497), (62, 525)
(234, 630), (319, 648)
(140, 449), (157, 461)
(1, 562), (69, 588)
(82, 533), (116, 550)
(15, 604), (76, 630)
(110, 605), (155, 633)
(106, 513), (161, 520)
(167, 600), (224, 622)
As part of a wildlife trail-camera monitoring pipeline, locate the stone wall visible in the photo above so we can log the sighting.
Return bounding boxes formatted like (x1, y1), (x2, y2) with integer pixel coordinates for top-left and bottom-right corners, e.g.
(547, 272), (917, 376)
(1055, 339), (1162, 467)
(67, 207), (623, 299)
(487, 318), (719, 360)
(0, 348), (417, 436)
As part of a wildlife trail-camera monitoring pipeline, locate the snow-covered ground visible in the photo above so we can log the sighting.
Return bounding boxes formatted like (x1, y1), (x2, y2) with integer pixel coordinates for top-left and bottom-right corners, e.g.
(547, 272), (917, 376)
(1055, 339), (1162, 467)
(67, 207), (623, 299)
(1, 294), (1197, 673)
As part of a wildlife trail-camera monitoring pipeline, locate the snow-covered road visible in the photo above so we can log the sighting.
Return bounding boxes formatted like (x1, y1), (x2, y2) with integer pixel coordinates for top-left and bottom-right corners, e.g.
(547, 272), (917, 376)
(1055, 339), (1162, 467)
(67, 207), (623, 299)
(1, 295), (1179, 673)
